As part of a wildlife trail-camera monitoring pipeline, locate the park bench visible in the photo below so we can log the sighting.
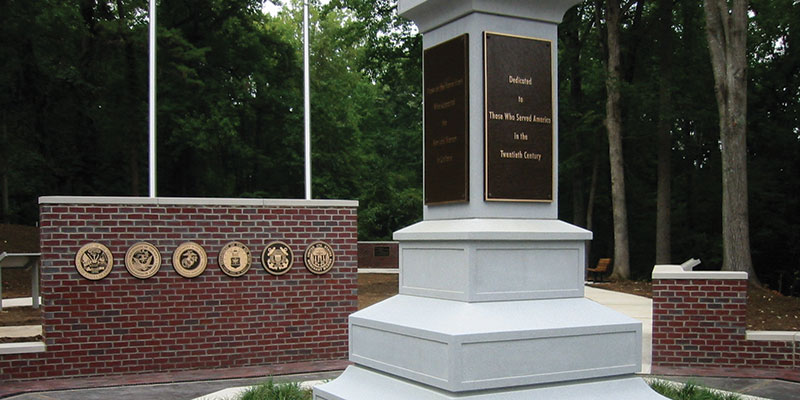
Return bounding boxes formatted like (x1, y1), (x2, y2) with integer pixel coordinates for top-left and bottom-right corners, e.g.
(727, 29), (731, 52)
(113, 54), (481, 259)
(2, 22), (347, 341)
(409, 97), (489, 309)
(587, 258), (611, 282)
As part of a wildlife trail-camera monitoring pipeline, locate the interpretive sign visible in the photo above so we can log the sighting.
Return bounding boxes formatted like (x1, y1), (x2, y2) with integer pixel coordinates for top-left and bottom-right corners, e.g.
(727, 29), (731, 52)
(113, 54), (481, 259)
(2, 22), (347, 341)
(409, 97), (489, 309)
(424, 34), (469, 204)
(484, 32), (553, 202)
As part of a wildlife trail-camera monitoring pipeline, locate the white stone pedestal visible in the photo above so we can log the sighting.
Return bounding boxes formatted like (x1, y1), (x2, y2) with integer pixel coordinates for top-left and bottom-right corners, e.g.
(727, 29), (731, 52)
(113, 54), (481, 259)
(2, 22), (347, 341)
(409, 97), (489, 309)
(314, 1), (668, 398)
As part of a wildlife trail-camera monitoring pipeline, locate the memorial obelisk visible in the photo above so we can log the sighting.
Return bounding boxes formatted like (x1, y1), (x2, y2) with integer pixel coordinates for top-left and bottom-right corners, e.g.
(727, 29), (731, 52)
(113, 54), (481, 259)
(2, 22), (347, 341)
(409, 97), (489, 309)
(314, 1), (669, 398)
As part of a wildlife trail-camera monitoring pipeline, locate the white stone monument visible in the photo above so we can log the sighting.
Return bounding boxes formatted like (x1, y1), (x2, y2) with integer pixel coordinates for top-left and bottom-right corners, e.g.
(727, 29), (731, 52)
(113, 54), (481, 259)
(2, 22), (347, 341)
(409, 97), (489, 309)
(314, 1), (668, 398)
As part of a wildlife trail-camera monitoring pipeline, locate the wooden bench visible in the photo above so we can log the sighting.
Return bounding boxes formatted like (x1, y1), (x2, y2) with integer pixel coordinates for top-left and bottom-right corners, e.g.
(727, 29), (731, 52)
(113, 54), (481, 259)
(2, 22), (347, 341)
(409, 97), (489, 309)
(587, 258), (611, 282)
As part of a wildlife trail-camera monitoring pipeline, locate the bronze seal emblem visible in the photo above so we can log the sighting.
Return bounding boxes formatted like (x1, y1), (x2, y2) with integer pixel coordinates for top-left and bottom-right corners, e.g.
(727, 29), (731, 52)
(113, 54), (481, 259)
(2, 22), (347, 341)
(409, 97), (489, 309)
(125, 242), (161, 279)
(304, 241), (335, 275)
(262, 241), (293, 276)
(75, 242), (114, 280)
(172, 242), (208, 278)
(218, 241), (251, 277)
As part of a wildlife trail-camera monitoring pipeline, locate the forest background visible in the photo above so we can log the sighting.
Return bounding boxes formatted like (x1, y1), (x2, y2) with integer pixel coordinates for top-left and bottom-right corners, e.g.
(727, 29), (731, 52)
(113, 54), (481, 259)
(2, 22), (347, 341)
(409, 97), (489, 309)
(1, 0), (798, 295)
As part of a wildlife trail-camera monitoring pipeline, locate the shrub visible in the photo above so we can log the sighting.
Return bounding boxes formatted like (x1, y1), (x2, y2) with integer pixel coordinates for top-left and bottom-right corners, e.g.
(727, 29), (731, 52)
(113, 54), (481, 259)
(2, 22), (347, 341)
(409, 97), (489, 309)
(238, 380), (312, 400)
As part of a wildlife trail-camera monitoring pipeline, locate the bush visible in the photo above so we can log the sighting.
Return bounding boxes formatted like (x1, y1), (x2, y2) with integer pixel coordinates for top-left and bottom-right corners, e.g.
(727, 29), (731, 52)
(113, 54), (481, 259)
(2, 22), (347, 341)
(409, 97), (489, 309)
(649, 379), (741, 400)
(238, 380), (312, 400)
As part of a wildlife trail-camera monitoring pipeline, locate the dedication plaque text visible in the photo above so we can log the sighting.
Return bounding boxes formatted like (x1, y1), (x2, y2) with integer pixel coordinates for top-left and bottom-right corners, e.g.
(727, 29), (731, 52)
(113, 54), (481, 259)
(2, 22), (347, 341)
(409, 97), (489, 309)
(424, 34), (469, 204)
(484, 32), (554, 202)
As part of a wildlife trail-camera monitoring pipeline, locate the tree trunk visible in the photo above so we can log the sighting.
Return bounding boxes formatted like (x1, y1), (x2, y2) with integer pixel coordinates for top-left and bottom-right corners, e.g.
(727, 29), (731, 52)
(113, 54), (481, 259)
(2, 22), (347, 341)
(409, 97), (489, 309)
(605, 0), (630, 279)
(585, 155), (600, 267)
(655, 0), (674, 265)
(116, 0), (141, 196)
(1, 111), (8, 223)
(564, 7), (586, 228)
(703, 0), (759, 284)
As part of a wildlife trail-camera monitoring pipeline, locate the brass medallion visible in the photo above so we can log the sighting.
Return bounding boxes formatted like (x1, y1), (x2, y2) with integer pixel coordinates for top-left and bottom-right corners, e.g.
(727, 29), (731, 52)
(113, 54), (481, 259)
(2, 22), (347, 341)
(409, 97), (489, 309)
(125, 242), (161, 279)
(262, 241), (294, 276)
(172, 242), (208, 278)
(218, 241), (252, 277)
(304, 241), (335, 275)
(75, 242), (114, 280)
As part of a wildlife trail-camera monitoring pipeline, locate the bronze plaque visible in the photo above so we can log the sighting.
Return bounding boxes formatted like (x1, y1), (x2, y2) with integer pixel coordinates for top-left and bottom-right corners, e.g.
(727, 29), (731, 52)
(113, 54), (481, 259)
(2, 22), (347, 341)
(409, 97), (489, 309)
(484, 32), (554, 202)
(304, 241), (335, 275)
(424, 34), (469, 204)
(218, 241), (252, 277)
(172, 242), (208, 278)
(262, 241), (294, 276)
(75, 242), (114, 280)
(125, 242), (161, 279)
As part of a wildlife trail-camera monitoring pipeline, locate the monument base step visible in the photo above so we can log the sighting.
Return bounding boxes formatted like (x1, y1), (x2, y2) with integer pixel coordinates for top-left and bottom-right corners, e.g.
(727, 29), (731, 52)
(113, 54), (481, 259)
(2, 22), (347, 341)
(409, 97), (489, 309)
(313, 366), (669, 399)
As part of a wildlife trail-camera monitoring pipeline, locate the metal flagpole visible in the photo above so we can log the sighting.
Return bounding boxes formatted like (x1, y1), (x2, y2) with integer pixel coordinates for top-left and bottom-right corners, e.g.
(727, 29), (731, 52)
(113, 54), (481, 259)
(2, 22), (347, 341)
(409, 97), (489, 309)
(303, 0), (312, 200)
(149, 0), (157, 198)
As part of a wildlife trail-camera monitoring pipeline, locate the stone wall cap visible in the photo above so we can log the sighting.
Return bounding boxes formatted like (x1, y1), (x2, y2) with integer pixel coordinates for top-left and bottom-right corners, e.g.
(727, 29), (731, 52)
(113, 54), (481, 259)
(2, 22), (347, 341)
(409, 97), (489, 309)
(745, 331), (800, 342)
(39, 196), (358, 208)
(651, 264), (748, 280)
(394, 218), (592, 241)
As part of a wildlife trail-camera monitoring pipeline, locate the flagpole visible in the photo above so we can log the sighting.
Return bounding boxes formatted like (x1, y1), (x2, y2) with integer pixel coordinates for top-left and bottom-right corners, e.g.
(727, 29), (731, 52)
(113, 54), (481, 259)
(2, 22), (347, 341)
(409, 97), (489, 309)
(149, 0), (157, 198)
(303, 0), (312, 200)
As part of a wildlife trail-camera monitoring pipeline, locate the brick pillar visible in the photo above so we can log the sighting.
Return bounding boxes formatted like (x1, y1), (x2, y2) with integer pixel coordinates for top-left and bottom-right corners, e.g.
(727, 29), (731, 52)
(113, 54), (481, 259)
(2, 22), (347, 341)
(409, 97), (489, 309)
(651, 269), (748, 369)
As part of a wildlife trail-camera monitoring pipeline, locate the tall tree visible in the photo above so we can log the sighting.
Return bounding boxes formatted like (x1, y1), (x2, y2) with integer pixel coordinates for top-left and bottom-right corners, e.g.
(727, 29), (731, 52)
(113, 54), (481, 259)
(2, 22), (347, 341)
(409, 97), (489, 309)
(655, 0), (674, 264)
(703, 0), (759, 283)
(604, 0), (631, 279)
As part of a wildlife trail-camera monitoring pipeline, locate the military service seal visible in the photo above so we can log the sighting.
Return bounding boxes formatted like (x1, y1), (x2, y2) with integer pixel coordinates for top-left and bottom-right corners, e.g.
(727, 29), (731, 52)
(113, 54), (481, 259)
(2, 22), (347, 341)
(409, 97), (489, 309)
(304, 241), (335, 275)
(262, 241), (293, 276)
(125, 242), (161, 279)
(218, 241), (251, 277)
(172, 242), (208, 278)
(75, 242), (114, 280)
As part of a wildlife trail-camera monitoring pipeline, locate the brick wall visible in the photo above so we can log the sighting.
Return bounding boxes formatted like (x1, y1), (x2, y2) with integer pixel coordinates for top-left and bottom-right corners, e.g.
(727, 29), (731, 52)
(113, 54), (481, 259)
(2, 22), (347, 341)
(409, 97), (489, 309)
(652, 274), (799, 373)
(357, 241), (399, 269)
(0, 197), (358, 382)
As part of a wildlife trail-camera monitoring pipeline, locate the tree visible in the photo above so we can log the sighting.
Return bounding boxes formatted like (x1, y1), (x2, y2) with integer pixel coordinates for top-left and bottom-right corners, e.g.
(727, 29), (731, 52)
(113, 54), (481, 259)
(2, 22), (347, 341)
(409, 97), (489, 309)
(604, 0), (631, 279)
(655, 0), (674, 264)
(703, 0), (760, 283)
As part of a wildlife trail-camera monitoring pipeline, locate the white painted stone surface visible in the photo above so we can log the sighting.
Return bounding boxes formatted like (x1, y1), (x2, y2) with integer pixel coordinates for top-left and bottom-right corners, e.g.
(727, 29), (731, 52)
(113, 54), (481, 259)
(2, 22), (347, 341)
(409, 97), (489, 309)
(651, 264), (748, 280)
(348, 295), (641, 392)
(39, 196), (358, 208)
(316, 366), (669, 400)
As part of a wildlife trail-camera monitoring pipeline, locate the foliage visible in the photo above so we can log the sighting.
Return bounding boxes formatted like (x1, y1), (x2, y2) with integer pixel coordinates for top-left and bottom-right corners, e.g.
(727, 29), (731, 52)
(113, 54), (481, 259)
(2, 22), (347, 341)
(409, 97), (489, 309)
(1, 1), (799, 292)
(649, 380), (741, 400)
(238, 380), (311, 400)
(558, 1), (800, 294)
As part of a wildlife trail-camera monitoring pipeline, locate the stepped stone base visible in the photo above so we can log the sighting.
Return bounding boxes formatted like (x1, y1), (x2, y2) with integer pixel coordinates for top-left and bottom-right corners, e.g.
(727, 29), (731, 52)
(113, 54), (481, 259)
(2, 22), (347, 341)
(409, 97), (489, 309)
(314, 366), (669, 400)
(348, 295), (641, 392)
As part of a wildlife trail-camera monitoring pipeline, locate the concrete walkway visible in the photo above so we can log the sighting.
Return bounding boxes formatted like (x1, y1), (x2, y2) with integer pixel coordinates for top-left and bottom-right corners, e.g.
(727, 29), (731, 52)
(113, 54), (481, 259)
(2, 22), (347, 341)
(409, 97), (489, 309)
(584, 285), (653, 374)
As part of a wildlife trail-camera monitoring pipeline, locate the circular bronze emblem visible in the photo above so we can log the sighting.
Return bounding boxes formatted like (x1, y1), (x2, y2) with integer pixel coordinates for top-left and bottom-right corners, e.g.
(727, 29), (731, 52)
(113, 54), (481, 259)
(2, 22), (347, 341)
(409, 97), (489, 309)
(75, 242), (114, 280)
(125, 242), (161, 279)
(304, 241), (335, 275)
(262, 241), (294, 276)
(172, 242), (208, 278)
(218, 241), (251, 277)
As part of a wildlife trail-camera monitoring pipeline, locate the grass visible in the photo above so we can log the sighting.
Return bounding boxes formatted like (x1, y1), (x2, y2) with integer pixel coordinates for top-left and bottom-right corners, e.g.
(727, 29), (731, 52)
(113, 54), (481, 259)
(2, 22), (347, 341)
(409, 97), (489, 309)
(229, 377), (743, 400)
(649, 379), (742, 400)
(236, 380), (312, 400)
